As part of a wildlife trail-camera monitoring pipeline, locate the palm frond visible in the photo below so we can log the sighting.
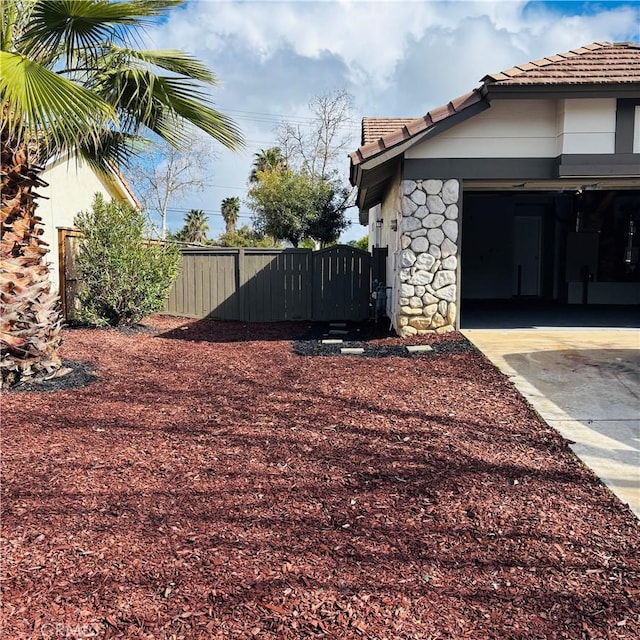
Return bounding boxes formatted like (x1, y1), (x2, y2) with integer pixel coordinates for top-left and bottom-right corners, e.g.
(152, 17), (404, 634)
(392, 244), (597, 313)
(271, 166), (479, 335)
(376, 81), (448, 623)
(156, 91), (244, 151)
(142, 109), (188, 148)
(73, 130), (140, 174)
(0, 49), (116, 149)
(109, 45), (217, 83)
(1, 0), (25, 51)
(94, 66), (162, 129)
(93, 65), (243, 150)
(147, 75), (243, 150)
(18, 0), (183, 64)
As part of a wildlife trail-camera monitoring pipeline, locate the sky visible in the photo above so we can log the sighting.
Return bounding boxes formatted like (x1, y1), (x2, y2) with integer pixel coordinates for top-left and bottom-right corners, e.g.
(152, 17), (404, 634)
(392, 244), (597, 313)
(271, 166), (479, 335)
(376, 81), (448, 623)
(141, 0), (640, 243)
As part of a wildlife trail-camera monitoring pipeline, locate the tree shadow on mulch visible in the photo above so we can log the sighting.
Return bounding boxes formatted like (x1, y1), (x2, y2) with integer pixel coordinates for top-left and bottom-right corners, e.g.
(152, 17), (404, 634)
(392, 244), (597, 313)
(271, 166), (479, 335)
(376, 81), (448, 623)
(155, 316), (313, 343)
(64, 320), (157, 335)
(5, 360), (99, 393)
(5, 322), (158, 393)
(153, 317), (399, 344)
(154, 316), (475, 356)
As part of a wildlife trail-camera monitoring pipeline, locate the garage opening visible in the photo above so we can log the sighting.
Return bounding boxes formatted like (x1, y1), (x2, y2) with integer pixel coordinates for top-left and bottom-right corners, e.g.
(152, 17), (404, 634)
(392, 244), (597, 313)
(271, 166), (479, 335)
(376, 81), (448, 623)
(460, 189), (640, 328)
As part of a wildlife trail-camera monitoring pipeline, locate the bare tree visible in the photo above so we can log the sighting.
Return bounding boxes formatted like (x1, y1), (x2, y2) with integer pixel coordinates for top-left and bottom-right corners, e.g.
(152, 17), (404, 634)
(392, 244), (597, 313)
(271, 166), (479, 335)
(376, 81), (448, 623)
(128, 134), (217, 239)
(276, 90), (355, 180)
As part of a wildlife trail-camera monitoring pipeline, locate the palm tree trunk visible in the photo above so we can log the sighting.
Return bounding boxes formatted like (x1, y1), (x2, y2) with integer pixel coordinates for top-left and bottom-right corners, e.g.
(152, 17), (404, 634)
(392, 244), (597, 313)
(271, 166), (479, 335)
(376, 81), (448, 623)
(1, 125), (64, 388)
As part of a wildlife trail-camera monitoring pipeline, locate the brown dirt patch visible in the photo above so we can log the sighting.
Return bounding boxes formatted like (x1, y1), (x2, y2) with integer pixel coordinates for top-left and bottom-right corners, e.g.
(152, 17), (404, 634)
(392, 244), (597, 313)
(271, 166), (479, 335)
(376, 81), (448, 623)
(1, 315), (638, 639)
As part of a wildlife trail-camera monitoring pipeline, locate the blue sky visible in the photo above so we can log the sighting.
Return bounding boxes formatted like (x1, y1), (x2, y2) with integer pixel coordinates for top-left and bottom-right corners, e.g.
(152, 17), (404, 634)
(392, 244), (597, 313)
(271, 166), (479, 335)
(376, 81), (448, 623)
(141, 0), (639, 243)
(530, 0), (636, 14)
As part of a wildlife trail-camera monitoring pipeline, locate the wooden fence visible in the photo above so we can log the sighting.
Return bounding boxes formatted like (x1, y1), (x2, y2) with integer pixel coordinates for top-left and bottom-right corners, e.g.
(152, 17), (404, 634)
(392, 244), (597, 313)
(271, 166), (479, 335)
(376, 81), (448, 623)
(165, 245), (373, 322)
(58, 230), (377, 323)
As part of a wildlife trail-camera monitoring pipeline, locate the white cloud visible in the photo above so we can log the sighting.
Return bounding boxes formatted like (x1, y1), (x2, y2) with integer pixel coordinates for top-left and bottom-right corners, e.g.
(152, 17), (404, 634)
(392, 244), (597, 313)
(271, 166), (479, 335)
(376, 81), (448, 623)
(139, 0), (639, 240)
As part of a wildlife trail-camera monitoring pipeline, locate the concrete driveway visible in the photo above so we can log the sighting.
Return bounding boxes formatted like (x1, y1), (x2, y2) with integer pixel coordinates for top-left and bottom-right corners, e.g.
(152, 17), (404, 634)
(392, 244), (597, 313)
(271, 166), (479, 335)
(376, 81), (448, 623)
(461, 326), (640, 518)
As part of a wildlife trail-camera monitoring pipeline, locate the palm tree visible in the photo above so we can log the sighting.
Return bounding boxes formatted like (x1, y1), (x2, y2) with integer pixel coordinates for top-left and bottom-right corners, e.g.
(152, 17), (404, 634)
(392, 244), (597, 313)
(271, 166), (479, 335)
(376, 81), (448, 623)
(249, 147), (287, 183)
(176, 209), (209, 243)
(220, 196), (240, 235)
(0, 0), (243, 387)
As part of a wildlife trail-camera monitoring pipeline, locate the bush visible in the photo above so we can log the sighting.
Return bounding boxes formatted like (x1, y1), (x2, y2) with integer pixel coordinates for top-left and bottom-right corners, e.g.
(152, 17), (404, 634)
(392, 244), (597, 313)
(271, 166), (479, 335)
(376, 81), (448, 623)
(347, 236), (369, 251)
(215, 224), (281, 248)
(74, 194), (181, 326)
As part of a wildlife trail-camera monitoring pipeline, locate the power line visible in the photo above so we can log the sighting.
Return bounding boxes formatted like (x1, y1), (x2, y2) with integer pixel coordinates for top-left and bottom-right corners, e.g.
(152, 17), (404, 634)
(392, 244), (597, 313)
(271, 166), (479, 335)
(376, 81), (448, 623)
(166, 208), (254, 218)
(223, 106), (359, 122)
(206, 184), (247, 191)
(165, 208), (362, 224)
(221, 106), (361, 129)
(241, 136), (360, 147)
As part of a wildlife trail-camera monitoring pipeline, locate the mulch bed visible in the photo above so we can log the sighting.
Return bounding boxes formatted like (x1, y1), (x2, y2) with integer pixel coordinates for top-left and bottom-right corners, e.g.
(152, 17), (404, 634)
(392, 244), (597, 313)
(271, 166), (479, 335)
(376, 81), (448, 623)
(1, 315), (638, 639)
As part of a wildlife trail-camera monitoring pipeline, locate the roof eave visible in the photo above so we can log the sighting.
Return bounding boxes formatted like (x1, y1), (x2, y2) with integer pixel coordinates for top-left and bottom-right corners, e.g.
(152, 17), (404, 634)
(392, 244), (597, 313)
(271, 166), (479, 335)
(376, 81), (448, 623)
(352, 95), (490, 212)
(486, 82), (640, 100)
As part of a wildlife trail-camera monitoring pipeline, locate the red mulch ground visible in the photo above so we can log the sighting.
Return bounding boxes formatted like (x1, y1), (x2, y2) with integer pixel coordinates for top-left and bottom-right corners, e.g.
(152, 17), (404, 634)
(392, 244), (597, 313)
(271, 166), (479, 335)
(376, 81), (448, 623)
(1, 315), (638, 640)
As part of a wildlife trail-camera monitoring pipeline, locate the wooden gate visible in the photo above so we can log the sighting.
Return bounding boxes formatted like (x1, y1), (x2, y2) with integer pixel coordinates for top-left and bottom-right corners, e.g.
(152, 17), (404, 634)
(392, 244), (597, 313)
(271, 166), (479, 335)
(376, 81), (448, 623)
(312, 245), (371, 322)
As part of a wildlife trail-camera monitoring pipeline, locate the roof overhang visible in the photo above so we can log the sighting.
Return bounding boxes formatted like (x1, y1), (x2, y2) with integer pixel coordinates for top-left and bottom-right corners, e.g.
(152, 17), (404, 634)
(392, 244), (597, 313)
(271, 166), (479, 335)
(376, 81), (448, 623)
(486, 83), (640, 100)
(350, 41), (640, 222)
(352, 94), (490, 217)
(464, 177), (640, 191)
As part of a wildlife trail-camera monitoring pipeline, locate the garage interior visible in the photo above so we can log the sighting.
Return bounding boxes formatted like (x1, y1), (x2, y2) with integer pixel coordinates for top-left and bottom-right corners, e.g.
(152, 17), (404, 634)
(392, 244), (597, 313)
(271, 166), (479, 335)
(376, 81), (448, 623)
(460, 186), (640, 328)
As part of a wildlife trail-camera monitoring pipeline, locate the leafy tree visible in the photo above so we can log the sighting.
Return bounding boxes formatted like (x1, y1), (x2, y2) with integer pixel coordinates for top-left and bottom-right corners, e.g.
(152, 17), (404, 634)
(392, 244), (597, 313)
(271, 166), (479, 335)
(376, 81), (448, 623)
(221, 196), (240, 234)
(307, 181), (351, 247)
(249, 147), (287, 183)
(247, 169), (348, 247)
(175, 209), (209, 243)
(347, 236), (370, 251)
(250, 90), (355, 249)
(74, 194), (181, 327)
(0, 0), (243, 387)
(298, 238), (317, 250)
(215, 224), (280, 248)
(129, 137), (216, 239)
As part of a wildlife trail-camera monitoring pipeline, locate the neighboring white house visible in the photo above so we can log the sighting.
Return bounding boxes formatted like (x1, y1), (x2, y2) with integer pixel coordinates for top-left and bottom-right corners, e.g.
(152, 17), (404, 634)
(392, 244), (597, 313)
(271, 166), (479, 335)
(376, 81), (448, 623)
(349, 42), (640, 336)
(39, 154), (138, 294)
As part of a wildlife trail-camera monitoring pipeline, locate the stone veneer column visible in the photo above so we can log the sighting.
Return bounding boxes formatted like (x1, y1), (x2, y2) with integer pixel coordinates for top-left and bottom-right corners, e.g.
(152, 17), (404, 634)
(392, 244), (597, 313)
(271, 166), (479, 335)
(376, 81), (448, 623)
(396, 179), (459, 337)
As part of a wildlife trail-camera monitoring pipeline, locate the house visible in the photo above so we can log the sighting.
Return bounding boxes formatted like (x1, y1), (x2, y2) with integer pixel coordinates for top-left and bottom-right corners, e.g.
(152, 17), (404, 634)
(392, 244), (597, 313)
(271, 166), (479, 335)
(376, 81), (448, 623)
(39, 153), (138, 295)
(349, 42), (640, 336)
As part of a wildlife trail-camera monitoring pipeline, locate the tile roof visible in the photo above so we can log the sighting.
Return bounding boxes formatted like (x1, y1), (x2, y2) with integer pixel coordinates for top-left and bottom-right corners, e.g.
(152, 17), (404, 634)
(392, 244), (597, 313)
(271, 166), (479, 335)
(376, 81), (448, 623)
(362, 118), (414, 145)
(350, 42), (640, 169)
(483, 41), (640, 85)
(350, 90), (483, 167)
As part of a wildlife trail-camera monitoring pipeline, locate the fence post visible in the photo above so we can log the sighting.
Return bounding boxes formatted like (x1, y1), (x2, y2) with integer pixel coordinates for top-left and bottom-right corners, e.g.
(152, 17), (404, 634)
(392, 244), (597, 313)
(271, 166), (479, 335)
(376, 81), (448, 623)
(237, 248), (246, 320)
(57, 227), (83, 321)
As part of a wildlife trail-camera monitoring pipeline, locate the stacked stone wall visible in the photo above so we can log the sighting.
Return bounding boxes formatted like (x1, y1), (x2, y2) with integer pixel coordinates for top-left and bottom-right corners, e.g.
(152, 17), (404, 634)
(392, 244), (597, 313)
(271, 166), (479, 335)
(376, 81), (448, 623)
(396, 179), (459, 336)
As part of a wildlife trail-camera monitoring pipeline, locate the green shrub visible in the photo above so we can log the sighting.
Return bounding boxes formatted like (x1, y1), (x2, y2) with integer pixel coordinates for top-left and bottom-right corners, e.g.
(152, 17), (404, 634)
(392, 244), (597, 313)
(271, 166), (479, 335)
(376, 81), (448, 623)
(347, 236), (369, 251)
(74, 194), (181, 327)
